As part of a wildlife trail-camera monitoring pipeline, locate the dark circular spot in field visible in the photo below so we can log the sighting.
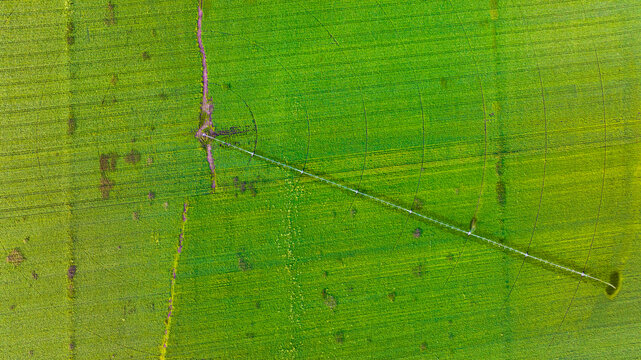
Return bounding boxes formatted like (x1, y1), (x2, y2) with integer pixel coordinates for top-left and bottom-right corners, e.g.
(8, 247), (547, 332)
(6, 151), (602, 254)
(67, 283), (75, 298)
(605, 270), (621, 298)
(67, 265), (77, 280)
(237, 254), (251, 272)
(67, 115), (76, 135)
(387, 292), (396, 302)
(124, 150), (141, 165)
(321, 288), (337, 310)
(99, 153), (118, 172)
(6, 248), (25, 266)
(66, 22), (74, 45)
(105, 1), (116, 25)
(496, 180), (506, 206)
(100, 177), (115, 199)
(413, 198), (424, 210)
(412, 264), (424, 277)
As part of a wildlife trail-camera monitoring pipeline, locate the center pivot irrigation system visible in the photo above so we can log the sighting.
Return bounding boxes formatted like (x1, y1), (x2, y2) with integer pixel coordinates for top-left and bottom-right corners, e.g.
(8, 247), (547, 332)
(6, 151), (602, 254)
(200, 133), (616, 290)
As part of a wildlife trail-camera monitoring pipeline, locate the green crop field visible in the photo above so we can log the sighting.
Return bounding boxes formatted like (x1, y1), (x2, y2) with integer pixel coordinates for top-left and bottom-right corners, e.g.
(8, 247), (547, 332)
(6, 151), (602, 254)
(1, 1), (640, 359)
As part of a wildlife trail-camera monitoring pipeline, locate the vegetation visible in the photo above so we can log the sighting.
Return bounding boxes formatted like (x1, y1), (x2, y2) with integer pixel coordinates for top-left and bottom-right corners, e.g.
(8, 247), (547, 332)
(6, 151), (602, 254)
(1, 1), (640, 358)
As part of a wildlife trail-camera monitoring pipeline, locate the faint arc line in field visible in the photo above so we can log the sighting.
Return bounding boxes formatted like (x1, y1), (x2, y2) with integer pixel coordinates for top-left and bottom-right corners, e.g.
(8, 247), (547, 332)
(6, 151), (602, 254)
(202, 134), (615, 289)
(504, 1), (550, 304)
(442, 0), (490, 287)
(547, 0), (612, 344)
(393, 85), (427, 251)
(207, 30), (311, 175)
(552, 48), (609, 343)
(373, 2), (431, 251)
(300, 5), (370, 215)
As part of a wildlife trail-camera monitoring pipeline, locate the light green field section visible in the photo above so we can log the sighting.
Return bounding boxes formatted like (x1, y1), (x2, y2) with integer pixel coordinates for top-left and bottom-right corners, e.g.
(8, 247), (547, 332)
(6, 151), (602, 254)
(2, 1), (203, 358)
(2, 1), (640, 359)
(1, 1), (74, 358)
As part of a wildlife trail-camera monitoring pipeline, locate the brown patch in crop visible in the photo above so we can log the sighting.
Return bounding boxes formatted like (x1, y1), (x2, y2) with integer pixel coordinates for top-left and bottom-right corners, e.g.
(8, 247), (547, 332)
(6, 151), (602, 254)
(6, 248), (25, 266)
(99, 152), (118, 199)
(489, 0), (499, 20)
(321, 288), (337, 310)
(101, 95), (117, 106)
(387, 291), (396, 302)
(67, 115), (76, 135)
(142, 51), (151, 61)
(233, 176), (258, 197)
(412, 264), (424, 278)
(496, 180), (506, 207)
(412, 197), (424, 211)
(99, 152), (118, 172)
(100, 177), (115, 199)
(124, 150), (141, 165)
(122, 301), (136, 317)
(105, 1), (115, 26)
(66, 22), (74, 45)
(237, 254), (251, 272)
(67, 265), (77, 280)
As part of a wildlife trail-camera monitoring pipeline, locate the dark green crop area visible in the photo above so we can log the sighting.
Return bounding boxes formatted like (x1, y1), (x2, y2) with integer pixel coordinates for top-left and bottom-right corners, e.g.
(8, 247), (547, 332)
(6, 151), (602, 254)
(1, 1), (640, 359)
